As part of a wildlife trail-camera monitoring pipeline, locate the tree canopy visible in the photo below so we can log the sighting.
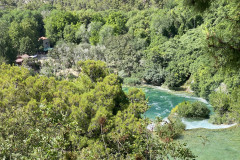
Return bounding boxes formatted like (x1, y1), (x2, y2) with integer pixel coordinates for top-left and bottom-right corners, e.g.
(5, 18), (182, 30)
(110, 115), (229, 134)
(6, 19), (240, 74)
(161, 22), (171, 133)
(0, 62), (194, 159)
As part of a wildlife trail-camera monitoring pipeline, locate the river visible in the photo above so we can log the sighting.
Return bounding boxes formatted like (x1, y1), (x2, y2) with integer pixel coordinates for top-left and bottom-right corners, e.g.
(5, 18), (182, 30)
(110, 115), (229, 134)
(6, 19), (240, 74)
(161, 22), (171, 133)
(123, 86), (236, 129)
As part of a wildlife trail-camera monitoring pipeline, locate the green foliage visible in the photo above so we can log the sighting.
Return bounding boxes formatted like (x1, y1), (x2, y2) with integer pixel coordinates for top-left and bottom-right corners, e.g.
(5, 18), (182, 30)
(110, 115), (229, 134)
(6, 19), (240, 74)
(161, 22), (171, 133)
(143, 67), (166, 85)
(0, 0), (239, 142)
(205, 0), (240, 68)
(126, 9), (152, 42)
(44, 10), (78, 44)
(0, 9), (43, 62)
(88, 21), (103, 45)
(155, 118), (186, 140)
(6, 11), (42, 54)
(78, 60), (109, 82)
(123, 77), (142, 86)
(40, 42), (106, 78)
(77, 10), (105, 25)
(182, 0), (213, 12)
(0, 20), (16, 63)
(75, 24), (90, 43)
(127, 88), (149, 117)
(209, 92), (230, 116)
(6, 0), (239, 158)
(0, 62), (195, 159)
(19, 36), (36, 54)
(0, 0), (151, 11)
(230, 86), (240, 123)
(63, 23), (81, 43)
(144, 27), (206, 88)
(171, 105), (179, 114)
(103, 34), (146, 77)
(209, 91), (237, 124)
(178, 124), (240, 160)
(150, 9), (178, 38)
(176, 101), (210, 118)
(98, 25), (114, 44)
(106, 11), (128, 35)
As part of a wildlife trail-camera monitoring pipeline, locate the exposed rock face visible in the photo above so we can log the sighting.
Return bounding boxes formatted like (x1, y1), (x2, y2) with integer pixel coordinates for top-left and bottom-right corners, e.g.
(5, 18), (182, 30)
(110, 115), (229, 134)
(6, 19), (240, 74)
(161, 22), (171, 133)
(215, 82), (228, 93)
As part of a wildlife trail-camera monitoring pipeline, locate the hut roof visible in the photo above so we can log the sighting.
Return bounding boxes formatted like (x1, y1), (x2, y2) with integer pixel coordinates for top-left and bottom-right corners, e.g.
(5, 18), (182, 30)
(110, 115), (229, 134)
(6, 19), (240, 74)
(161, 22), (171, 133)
(20, 54), (29, 59)
(16, 58), (23, 63)
(38, 37), (48, 41)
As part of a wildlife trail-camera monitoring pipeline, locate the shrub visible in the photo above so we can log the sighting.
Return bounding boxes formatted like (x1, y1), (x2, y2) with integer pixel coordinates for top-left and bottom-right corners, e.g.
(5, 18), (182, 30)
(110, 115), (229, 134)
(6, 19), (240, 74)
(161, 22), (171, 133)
(143, 68), (166, 85)
(209, 113), (224, 124)
(176, 101), (210, 118)
(78, 60), (109, 82)
(171, 105), (178, 114)
(155, 118), (185, 140)
(209, 113), (235, 125)
(123, 77), (141, 86)
(209, 92), (230, 116)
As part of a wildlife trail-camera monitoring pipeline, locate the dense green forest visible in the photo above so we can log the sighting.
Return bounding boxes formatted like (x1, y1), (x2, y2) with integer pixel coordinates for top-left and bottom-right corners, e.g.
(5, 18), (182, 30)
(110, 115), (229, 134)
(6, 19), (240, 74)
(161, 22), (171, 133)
(0, 0), (239, 159)
(0, 62), (196, 159)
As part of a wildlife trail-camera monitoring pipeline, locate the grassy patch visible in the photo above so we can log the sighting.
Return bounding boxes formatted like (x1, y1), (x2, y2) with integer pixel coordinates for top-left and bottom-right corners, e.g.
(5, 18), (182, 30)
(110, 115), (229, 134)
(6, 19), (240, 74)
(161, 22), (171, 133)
(178, 125), (240, 160)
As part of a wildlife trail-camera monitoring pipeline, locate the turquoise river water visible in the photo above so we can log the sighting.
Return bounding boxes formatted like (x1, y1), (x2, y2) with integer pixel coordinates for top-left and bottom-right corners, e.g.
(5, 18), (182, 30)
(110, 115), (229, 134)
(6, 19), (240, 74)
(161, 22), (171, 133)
(124, 87), (236, 129)
(124, 87), (211, 119)
(142, 87), (211, 119)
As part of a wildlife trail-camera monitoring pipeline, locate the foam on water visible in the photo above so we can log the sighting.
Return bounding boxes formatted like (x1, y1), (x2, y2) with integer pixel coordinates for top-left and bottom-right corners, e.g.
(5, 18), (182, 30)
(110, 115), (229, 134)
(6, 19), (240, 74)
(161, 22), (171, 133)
(153, 85), (209, 104)
(154, 86), (172, 92)
(182, 118), (237, 130)
(175, 94), (208, 104)
(168, 101), (174, 108)
(150, 102), (160, 106)
(147, 119), (237, 131)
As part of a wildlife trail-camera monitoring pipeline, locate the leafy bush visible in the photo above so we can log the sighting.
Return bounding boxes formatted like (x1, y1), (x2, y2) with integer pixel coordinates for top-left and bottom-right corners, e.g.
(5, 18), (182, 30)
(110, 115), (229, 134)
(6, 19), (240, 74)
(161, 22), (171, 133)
(44, 10), (78, 44)
(106, 11), (128, 35)
(230, 86), (240, 123)
(209, 90), (239, 124)
(155, 118), (186, 140)
(78, 60), (109, 82)
(176, 101), (210, 118)
(209, 113), (234, 125)
(171, 105), (178, 114)
(209, 92), (230, 116)
(123, 77), (141, 86)
(143, 67), (166, 85)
